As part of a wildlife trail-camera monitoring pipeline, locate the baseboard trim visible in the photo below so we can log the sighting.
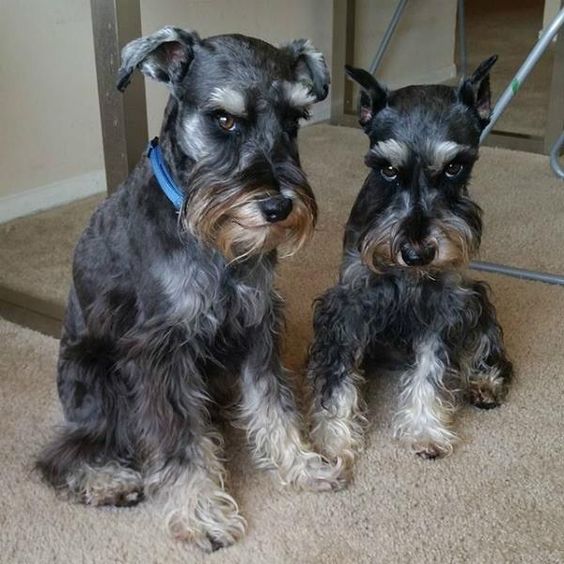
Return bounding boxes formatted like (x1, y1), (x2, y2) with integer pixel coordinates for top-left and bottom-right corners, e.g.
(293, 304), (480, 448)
(0, 285), (64, 338)
(0, 299), (62, 338)
(0, 169), (106, 223)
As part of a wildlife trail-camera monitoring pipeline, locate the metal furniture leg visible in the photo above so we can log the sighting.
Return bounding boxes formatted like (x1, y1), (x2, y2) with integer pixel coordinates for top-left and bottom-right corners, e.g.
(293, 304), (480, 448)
(90, 0), (147, 195)
(544, 2), (564, 153)
(550, 131), (564, 180)
(457, 0), (467, 78)
(471, 261), (564, 286)
(480, 8), (564, 142)
(470, 8), (564, 285)
(368, 0), (408, 75)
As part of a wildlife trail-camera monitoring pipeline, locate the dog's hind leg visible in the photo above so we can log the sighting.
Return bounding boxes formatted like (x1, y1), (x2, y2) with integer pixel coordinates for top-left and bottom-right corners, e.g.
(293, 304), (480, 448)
(61, 456), (143, 507)
(38, 288), (144, 506)
(37, 421), (144, 506)
(38, 371), (144, 507)
(306, 285), (372, 475)
(463, 282), (513, 409)
(393, 337), (458, 459)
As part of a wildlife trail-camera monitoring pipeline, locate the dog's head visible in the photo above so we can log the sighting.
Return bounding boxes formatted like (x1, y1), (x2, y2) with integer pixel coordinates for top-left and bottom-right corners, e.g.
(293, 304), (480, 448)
(118, 27), (329, 261)
(344, 57), (497, 274)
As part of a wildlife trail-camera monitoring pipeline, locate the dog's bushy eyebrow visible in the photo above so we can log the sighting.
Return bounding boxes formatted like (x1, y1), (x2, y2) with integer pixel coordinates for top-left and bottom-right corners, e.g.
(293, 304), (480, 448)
(206, 87), (247, 116)
(369, 139), (410, 168)
(282, 81), (316, 110)
(426, 141), (476, 172)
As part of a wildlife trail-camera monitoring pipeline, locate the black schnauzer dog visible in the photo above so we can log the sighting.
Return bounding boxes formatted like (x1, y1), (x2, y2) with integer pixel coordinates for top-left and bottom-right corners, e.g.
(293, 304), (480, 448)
(307, 57), (512, 476)
(38, 27), (342, 551)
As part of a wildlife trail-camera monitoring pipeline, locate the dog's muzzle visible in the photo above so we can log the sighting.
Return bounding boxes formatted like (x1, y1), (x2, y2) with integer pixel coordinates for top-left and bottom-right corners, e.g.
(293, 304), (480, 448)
(183, 161), (317, 261)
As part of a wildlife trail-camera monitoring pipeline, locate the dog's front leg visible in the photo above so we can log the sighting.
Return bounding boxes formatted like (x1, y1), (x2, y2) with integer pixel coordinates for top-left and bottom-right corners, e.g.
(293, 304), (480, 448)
(148, 428), (246, 552)
(464, 282), (513, 409)
(393, 337), (457, 459)
(307, 285), (372, 475)
(237, 327), (344, 492)
(127, 327), (246, 552)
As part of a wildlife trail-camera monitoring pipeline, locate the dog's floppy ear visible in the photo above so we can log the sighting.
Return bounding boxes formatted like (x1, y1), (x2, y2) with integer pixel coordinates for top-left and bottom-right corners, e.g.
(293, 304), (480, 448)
(281, 39), (330, 102)
(458, 55), (497, 128)
(345, 65), (387, 127)
(117, 26), (200, 92)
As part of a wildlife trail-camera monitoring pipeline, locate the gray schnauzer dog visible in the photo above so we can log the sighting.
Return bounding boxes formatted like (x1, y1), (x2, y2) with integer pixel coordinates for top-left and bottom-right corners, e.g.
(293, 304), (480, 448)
(307, 57), (512, 477)
(37, 27), (342, 551)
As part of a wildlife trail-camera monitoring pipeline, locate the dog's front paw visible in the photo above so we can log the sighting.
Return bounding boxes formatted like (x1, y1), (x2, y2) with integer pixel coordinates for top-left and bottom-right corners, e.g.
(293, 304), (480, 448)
(311, 421), (364, 477)
(168, 491), (247, 552)
(293, 451), (347, 492)
(412, 439), (454, 460)
(275, 449), (346, 492)
(310, 400), (367, 483)
(467, 377), (508, 410)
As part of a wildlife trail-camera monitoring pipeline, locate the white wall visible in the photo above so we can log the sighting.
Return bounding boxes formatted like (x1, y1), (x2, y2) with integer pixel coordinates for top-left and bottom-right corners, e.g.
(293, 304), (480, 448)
(543, 0), (561, 31)
(354, 0), (458, 89)
(0, 0), (104, 201)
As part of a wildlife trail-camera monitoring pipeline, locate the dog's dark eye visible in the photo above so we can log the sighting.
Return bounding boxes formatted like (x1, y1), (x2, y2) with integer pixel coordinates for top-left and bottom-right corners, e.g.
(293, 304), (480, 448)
(445, 162), (463, 178)
(216, 112), (236, 131)
(381, 165), (398, 181)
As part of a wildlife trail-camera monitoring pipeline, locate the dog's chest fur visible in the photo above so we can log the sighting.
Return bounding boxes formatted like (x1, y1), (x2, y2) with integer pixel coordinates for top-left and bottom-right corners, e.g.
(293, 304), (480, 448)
(360, 269), (479, 353)
(155, 249), (276, 339)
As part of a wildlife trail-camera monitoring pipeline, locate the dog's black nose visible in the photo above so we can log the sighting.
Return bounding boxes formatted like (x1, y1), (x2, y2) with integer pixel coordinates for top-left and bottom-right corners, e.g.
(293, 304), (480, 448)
(400, 243), (436, 266)
(260, 196), (293, 223)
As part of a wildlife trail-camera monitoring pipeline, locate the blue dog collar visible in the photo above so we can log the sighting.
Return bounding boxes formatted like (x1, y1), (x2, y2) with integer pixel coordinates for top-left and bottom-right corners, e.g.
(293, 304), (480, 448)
(147, 138), (184, 210)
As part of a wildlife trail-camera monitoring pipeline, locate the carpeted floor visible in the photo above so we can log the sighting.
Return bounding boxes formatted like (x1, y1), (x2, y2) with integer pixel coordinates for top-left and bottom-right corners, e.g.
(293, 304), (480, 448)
(1, 124), (564, 562)
(2, 267), (564, 564)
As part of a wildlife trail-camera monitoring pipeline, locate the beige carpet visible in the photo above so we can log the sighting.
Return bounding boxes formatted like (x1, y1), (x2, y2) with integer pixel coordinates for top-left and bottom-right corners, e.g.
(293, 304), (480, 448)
(2, 257), (564, 563)
(1, 125), (564, 562)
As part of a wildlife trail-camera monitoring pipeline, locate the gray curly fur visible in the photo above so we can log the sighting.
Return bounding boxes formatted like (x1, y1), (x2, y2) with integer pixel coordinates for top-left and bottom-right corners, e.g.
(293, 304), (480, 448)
(37, 27), (338, 551)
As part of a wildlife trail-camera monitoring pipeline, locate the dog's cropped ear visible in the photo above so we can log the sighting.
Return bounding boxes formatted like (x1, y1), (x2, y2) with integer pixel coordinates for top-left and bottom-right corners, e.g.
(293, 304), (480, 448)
(117, 26), (200, 92)
(281, 39), (330, 102)
(345, 65), (387, 127)
(458, 55), (497, 128)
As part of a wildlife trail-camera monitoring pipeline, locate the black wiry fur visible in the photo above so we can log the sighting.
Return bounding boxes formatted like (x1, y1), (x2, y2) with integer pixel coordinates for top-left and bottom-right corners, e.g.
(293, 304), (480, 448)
(308, 59), (512, 473)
